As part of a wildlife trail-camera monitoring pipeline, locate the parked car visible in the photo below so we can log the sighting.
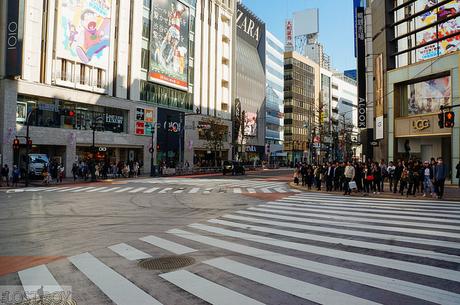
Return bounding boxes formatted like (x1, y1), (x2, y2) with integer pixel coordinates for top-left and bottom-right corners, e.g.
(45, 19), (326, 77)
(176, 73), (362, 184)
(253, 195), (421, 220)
(223, 161), (245, 175)
(28, 154), (49, 177)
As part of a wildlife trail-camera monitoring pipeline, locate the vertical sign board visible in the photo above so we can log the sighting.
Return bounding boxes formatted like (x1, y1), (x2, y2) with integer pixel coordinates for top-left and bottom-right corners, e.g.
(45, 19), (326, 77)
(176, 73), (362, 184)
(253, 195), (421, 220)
(374, 53), (384, 139)
(5, 0), (23, 77)
(285, 19), (293, 51)
(356, 7), (367, 128)
(353, 0), (364, 57)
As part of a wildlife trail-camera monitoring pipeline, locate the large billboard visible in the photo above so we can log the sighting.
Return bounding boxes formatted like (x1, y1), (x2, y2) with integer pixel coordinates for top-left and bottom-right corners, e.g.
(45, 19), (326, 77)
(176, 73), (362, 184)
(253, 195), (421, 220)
(149, 0), (189, 91)
(56, 0), (112, 69)
(407, 76), (451, 116)
(244, 112), (258, 137)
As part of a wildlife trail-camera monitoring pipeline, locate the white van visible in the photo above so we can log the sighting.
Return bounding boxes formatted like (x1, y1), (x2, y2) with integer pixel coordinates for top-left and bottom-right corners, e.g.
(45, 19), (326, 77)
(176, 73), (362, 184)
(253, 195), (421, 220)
(28, 154), (49, 176)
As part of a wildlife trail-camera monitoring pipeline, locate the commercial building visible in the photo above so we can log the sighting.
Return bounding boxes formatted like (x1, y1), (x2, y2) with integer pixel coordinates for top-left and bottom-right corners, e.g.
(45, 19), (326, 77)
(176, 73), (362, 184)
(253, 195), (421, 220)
(283, 51), (320, 164)
(0, 0), (236, 176)
(234, 2), (266, 162)
(265, 31), (284, 160)
(366, 0), (459, 183)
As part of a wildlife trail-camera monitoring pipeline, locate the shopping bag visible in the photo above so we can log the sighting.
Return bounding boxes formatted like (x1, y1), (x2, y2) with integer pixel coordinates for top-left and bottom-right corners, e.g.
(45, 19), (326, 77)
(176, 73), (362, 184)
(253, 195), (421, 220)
(349, 181), (357, 190)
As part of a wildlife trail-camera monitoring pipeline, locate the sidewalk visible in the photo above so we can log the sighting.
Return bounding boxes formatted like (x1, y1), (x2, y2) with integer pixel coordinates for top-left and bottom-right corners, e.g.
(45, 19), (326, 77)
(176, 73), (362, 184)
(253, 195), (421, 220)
(289, 182), (460, 202)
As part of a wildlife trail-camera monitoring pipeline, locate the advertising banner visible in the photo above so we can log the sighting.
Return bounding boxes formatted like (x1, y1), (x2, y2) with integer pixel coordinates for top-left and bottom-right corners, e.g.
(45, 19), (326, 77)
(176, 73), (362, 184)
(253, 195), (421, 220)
(408, 76), (451, 116)
(356, 7), (367, 128)
(135, 107), (155, 136)
(149, 0), (189, 90)
(244, 112), (258, 137)
(374, 54), (384, 117)
(56, 0), (112, 69)
(285, 19), (293, 51)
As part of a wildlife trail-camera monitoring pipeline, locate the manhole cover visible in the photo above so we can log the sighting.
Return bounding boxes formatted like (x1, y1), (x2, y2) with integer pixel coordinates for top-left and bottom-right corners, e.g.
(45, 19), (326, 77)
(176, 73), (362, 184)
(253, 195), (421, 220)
(19, 293), (77, 305)
(138, 255), (195, 271)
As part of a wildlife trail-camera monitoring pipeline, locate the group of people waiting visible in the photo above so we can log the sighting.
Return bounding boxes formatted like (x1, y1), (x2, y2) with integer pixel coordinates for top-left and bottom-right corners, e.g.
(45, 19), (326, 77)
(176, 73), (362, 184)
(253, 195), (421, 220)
(71, 160), (142, 182)
(293, 157), (458, 199)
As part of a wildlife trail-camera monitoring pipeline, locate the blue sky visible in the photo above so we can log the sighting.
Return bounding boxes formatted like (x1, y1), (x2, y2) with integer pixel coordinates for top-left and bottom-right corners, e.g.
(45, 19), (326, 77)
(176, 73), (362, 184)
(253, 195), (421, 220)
(242, 0), (356, 72)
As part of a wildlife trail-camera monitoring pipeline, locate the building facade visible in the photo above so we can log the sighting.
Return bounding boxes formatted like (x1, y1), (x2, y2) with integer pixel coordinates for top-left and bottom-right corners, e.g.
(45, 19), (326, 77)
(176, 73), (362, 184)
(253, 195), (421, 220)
(367, 0), (459, 184)
(283, 51), (320, 164)
(0, 0), (235, 176)
(265, 31), (284, 159)
(234, 2), (266, 162)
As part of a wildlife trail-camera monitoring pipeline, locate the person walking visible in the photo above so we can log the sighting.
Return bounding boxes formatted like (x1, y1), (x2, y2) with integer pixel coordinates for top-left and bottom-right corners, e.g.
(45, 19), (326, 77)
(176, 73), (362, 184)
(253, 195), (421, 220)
(1, 164), (10, 187)
(343, 161), (355, 196)
(325, 162), (334, 192)
(12, 165), (20, 187)
(434, 157), (448, 199)
(72, 163), (79, 182)
(456, 161), (460, 188)
(422, 161), (434, 197)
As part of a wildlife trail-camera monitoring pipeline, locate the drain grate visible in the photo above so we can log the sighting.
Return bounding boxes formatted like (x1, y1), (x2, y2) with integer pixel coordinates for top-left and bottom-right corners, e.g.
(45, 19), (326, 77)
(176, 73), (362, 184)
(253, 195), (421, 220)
(138, 255), (195, 271)
(19, 293), (77, 305)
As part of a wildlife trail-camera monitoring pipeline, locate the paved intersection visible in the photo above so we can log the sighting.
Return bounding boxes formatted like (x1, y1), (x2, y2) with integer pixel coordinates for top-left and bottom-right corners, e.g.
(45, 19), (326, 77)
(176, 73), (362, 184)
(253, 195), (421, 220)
(1, 190), (460, 305)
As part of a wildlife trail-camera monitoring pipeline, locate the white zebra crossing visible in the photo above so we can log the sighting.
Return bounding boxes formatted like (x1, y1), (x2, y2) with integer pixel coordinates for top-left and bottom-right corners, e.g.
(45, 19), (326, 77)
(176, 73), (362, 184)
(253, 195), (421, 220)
(9, 192), (460, 305)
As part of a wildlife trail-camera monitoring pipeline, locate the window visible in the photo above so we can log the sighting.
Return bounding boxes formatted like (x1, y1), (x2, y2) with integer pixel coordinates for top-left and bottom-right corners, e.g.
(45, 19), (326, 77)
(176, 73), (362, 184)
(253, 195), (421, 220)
(143, 0), (151, 8)
(79, 64), (86, 85)
(61, 59), (67, 81)
(142, 17), (150, 39)
(96, 69), (103, 88)
(141, 48), (149, 70)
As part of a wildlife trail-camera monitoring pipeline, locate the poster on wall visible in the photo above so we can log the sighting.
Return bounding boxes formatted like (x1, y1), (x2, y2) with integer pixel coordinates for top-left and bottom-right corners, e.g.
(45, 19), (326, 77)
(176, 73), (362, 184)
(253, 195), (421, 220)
(244, 112), (258, 137)
(415, 0), (460, 61)
(135, 107), (155, 136)
(56, 0), (112, 69)
(149, 0), (189, 90)
(408, 76), (451, 116)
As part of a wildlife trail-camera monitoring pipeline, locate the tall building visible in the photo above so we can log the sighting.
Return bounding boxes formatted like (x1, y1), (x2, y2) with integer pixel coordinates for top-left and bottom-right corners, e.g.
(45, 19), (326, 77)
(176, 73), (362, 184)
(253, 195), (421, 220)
(365, 0), (459, 184)
(265, 31), (284, 158)
(234, 2), (266, 162)
(283, 51), (320, 163)
(0, 0), (234, 176)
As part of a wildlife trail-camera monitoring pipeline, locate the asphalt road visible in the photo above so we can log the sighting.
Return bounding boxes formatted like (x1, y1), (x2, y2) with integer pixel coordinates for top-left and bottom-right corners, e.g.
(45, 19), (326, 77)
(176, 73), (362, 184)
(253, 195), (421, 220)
(1, 171), (460, 305)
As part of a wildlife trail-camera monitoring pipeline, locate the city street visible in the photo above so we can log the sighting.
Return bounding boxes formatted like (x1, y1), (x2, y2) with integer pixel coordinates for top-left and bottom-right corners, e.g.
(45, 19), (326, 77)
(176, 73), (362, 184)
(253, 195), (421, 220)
(1, 171), (460, 305)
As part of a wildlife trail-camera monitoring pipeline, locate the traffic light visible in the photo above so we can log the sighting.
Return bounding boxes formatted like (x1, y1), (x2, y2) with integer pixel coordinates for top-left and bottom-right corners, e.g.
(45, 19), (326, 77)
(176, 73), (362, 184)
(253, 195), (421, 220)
(444, 111), (455, 128)
(27, 139), (32, 149)
(13, 138), (20, 150)
(438, 112), (445, 129)
(60, 109), (75, 116)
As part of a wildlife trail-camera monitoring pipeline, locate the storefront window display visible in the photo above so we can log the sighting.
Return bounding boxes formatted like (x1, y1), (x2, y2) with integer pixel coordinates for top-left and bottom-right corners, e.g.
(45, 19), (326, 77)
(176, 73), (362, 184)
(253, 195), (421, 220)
(400, 75), (451, 116)
(16, 95), (127, 133)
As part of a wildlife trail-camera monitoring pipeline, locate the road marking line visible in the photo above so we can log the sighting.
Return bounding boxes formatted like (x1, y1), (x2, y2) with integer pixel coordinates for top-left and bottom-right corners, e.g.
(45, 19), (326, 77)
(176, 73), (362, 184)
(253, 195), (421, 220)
(114, 187), (134, 193)
(99, 187), (121, 193)
(205, 258), (380, 305)
(24, 188), (46, 192)
(203, 188), (213, 194)
(18, 265), (63, 296)
(249, 207), (460, 231)
(158, 188), (173, 194)
(86, 187), (109, 192)
(200, 220), (460, 280)
(261, 203), (460, 224)
(246, 188), (256, 193)
(159, 270), (264, 305)
(143, 187), (159, 193)
(129, 187), (147, 193)
(260, 188), (272, 193)
(54, 187), (77, 192)
(168, 229), (460, 305)
(39, 187), (60, 192)
(69, 253), (162, 305)
(233, 188), (242, 194)
(173, 189), (185, 194)
(223, 214), (460, 249)
(140, 235), (196, 255)
(108, 243), (152, 261)
(290, 189), (302, 192)
(70, 187), (96, 192)
(188, 188), (200, 193)
(273, 188), (287, 193)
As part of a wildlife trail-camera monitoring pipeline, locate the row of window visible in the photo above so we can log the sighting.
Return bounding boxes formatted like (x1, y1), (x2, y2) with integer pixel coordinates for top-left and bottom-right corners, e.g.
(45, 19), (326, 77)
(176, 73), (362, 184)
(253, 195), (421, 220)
(140, 81), (194, 111)
(56, 59), (105, 89)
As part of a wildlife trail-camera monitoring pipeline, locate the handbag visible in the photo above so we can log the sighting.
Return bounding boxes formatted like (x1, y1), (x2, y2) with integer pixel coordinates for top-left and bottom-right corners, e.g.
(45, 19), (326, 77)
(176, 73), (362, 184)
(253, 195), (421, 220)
(367, 175), (374, 181)
(349, 181), (357, 190)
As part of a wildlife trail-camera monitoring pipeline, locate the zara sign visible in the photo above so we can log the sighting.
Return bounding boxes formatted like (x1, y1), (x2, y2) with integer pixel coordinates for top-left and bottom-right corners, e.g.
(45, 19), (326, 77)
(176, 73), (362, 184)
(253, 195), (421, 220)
(236, 3), (264, 48)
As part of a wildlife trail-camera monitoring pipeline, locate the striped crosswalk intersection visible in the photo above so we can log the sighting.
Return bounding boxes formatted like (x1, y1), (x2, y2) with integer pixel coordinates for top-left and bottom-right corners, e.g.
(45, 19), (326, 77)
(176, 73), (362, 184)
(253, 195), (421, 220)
(4, 192), (460, 305)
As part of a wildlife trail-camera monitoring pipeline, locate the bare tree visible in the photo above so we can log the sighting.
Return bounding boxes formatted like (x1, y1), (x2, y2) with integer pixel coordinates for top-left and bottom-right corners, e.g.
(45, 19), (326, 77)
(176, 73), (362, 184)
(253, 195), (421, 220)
(199, 117), (228, 167)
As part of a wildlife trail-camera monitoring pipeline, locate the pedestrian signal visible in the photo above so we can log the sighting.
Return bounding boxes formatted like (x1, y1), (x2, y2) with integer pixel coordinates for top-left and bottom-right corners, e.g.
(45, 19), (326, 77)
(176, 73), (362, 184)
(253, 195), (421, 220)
(444, 111), (455, 128)
(438, 112), (444, 129)
(13, 138), (20, 150)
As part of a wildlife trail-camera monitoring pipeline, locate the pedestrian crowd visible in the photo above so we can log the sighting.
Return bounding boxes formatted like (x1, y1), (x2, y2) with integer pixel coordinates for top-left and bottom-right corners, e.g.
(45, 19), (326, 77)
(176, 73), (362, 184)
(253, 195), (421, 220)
(293, 158), (459, 200)
(70, 160), (141, 182)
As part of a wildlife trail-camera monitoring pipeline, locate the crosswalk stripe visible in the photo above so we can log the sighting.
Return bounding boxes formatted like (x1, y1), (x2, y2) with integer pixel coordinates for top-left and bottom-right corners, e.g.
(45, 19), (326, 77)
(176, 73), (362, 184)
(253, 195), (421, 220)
(273, 188), (287, 193)
(203, 188), (213, 194)
(287, 195), (460, 211)
(283, 197), (460, 213)
(173, 189), (185, 193)
(99, 187), (121, 193)
(69, 252), (162, 305)
(144, 187), (159, 193)
(54, 187), (78, 192)
(158, 188), (173, 193)
(159, 270), (264, 305)
(86, 187), (109, 192)
(168, 229), (460, 305)
(223, 214), (460, 249)
(129, 187), (147, 193)
(115, 187), (134, 193)
(41, 187), (60, 192)
(247, 188), (256, 193)
(205, 257), (381, 305)
(233, 188), (242, 194)
(236, 210), (460, 239)
(200, 220), (460, 275)
(24, 188), (46, 192)
(261, 203), (460, 224)
(276, 200), (460, 218)
(140, 235), (196, 255)
(289, 189), (302, 192)
(189, 187), (200, 193)
(260, 188), (272, 193)
(108, 243), (152, 261)
(18, 265), (63, 296)
(249, 207), (460, 231)
(71, 186), (96, 192)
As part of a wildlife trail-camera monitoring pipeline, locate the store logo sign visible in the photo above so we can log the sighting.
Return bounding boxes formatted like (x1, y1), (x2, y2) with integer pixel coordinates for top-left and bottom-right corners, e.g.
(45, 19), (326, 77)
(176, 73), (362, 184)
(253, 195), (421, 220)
(412, 119), (430, 131)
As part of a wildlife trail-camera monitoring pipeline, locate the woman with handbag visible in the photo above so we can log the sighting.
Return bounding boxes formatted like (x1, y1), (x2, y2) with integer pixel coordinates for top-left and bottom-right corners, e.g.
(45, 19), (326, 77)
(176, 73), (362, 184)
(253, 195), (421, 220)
(364, 164), (374, 196)
(372, 162), (381, 194)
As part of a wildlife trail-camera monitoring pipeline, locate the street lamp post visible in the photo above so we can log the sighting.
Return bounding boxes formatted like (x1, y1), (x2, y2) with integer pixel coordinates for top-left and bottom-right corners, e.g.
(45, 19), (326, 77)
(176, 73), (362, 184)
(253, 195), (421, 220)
(24, 108), (37, 187)
(150, 127), (155, 177)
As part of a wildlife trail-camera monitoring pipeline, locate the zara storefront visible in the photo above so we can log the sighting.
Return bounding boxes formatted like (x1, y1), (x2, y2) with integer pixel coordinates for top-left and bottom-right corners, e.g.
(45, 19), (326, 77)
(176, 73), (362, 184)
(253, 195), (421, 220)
(387, 52), (460, 183)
